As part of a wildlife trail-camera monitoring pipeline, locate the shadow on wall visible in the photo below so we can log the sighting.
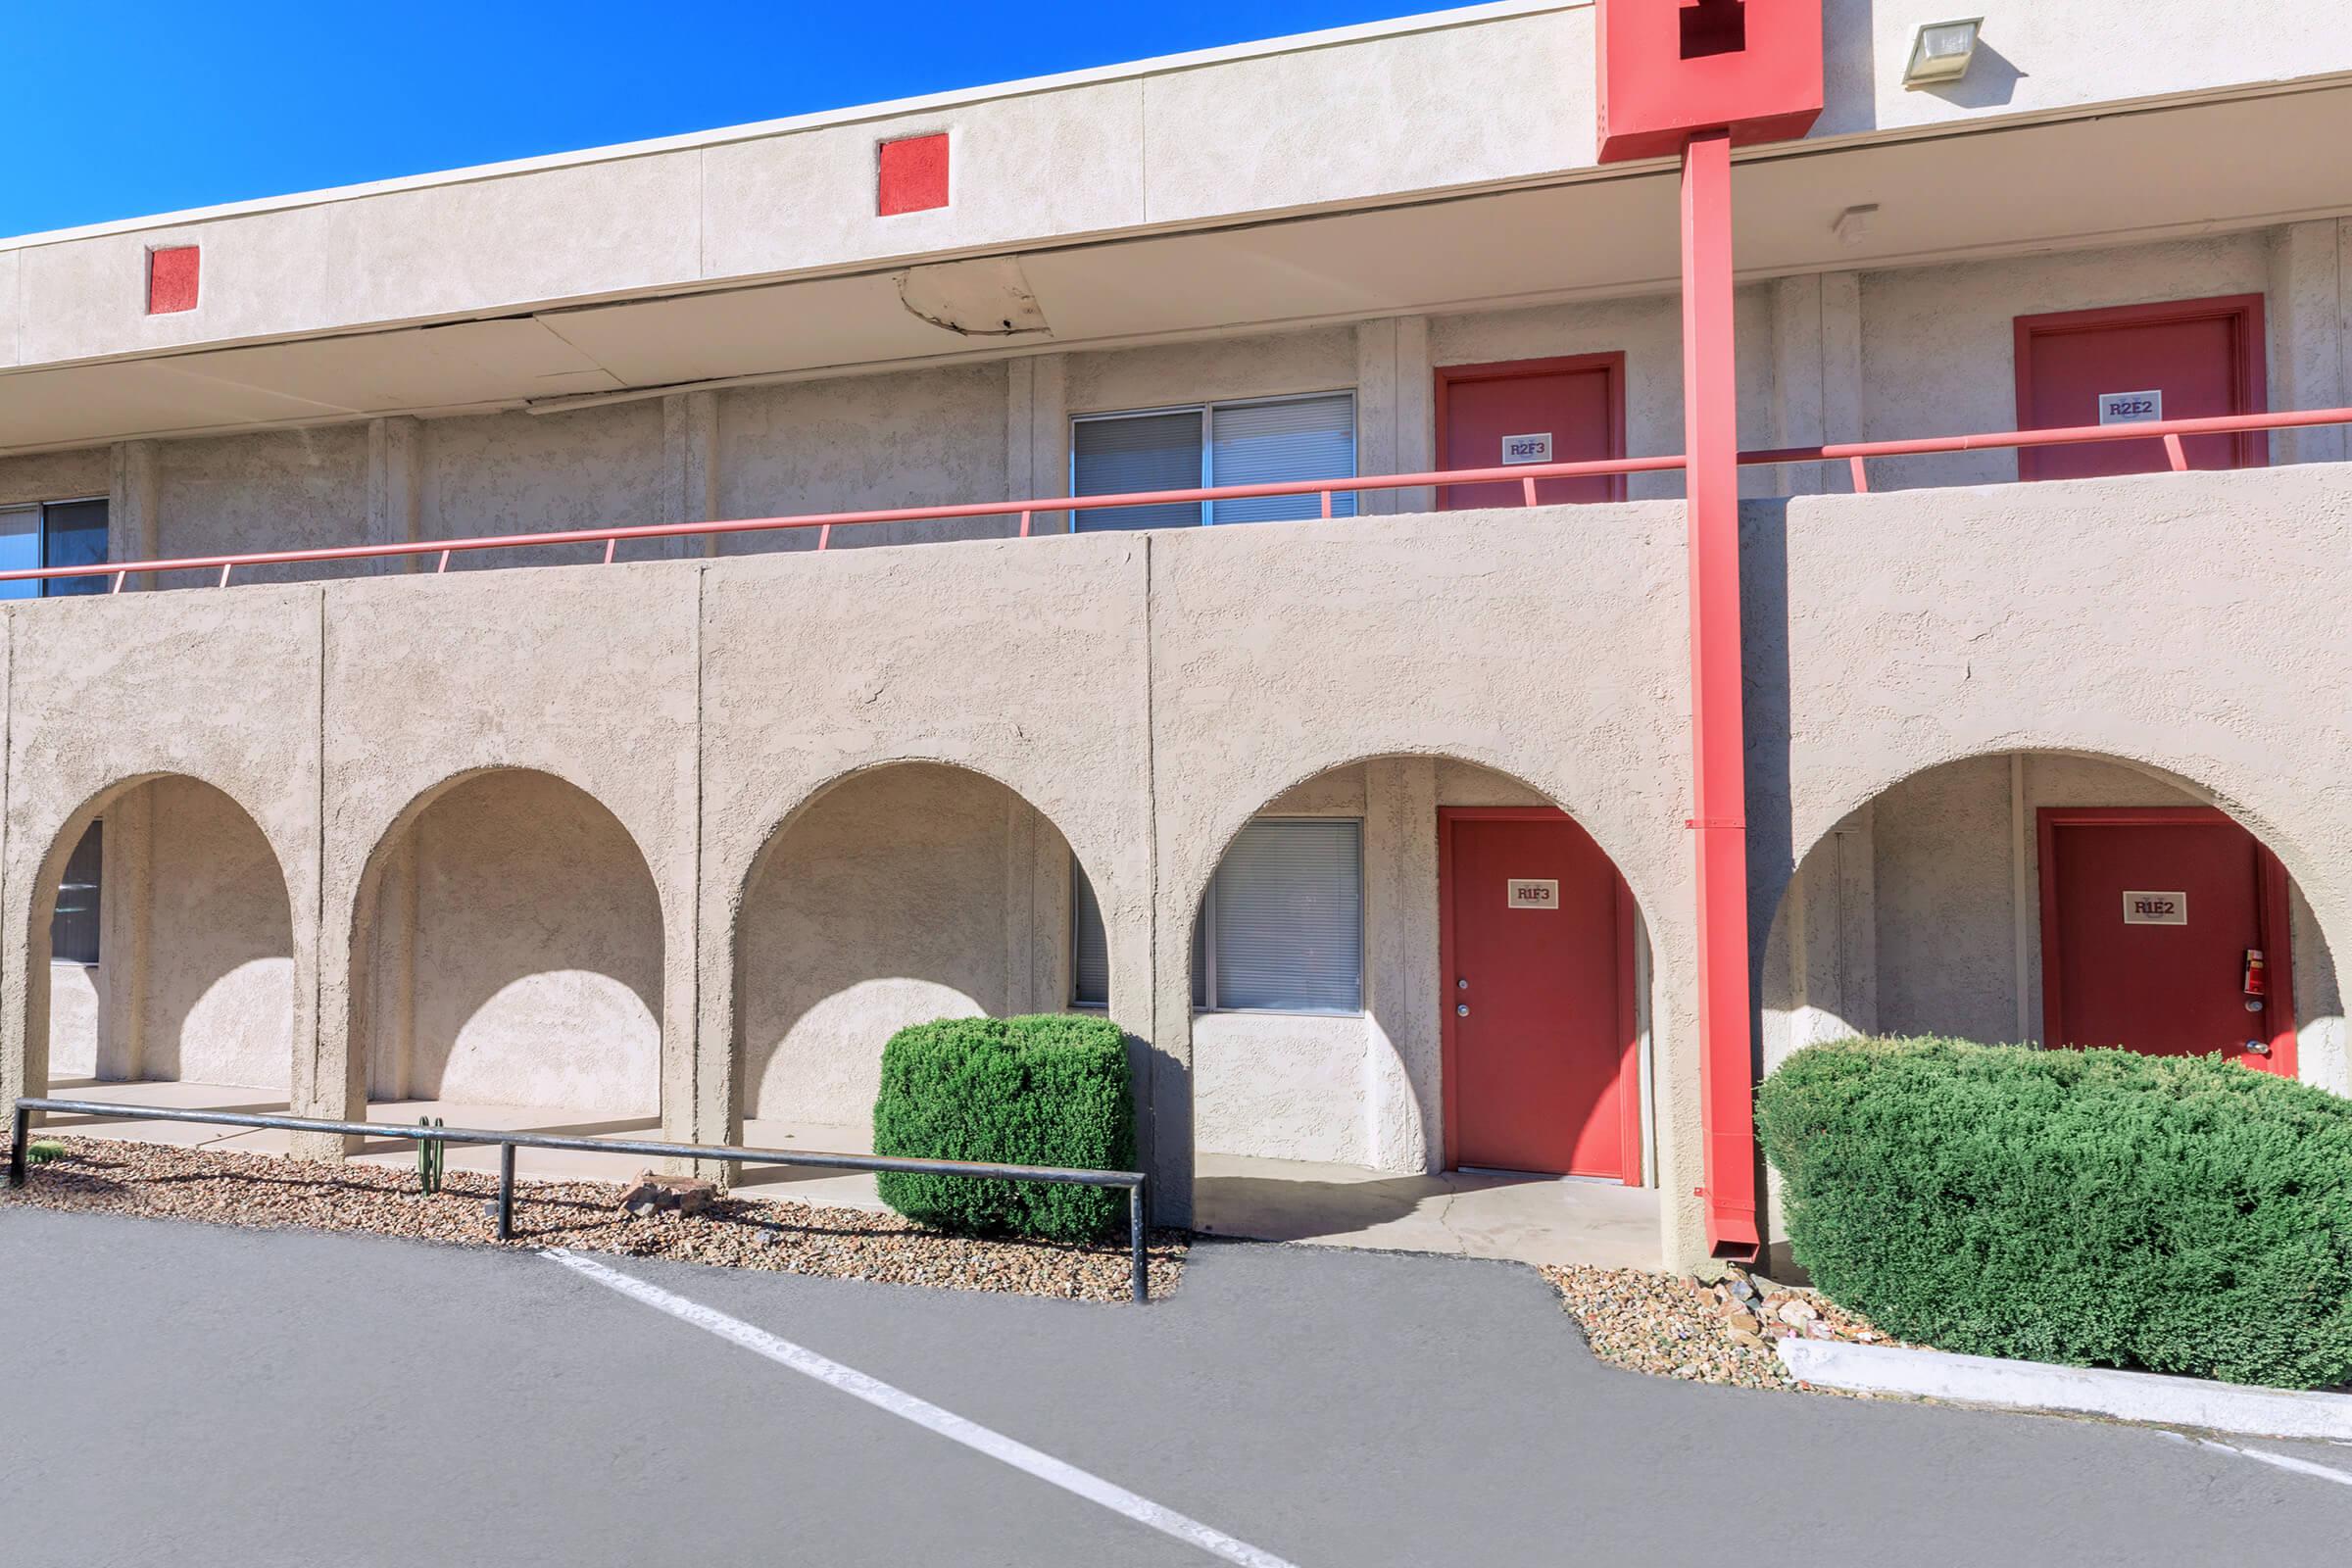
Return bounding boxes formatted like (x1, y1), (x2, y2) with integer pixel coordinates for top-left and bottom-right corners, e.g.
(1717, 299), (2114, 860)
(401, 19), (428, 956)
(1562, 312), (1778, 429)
(44, 776), (297, 1093)
(366, 769), (662, 1116)
(739, 762), (1079, 1129)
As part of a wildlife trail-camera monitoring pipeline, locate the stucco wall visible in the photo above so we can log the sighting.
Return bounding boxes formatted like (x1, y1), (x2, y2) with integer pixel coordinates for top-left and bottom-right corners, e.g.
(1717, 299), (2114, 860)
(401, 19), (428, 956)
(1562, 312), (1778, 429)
(368, 769), (662, 1115)
(153, 426), (369, 585)
(0, 464), (2344, 1268)
(140, 777), (295, 1090)
(740, 763), (1048, 1125)
(1430, 287), (1779, 501)
(1858, 233), (2274, 489)
(715, 365), (1012, 554)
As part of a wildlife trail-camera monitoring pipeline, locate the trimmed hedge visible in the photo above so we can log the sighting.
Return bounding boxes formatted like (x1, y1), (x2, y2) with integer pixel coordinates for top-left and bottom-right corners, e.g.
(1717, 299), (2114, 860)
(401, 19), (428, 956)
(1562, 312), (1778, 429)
(873, 1013), (1134, 1244)
(1757, 1037), (2352, 1389)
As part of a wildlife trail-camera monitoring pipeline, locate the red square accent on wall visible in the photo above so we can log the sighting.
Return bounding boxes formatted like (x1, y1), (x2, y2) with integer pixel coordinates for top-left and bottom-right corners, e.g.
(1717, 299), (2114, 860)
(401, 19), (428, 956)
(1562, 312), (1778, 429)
(147, 245), (201, 314)
(876, 133), (950, 216)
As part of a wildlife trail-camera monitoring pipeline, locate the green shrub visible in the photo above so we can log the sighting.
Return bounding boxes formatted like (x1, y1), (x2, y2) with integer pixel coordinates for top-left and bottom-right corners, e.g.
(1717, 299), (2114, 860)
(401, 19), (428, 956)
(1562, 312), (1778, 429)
(25, 1140), (65, 1166)
(873, 1013), (1134, 1244)
(1757, 1036), (2352, 1389)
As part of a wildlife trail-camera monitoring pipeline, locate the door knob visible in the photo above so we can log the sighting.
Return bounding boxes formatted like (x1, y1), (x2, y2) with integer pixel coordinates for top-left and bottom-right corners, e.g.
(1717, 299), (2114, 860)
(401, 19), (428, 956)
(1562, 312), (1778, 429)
(1456, 1004), (1470, 1017)
(2244, 1038), (2271, 1055)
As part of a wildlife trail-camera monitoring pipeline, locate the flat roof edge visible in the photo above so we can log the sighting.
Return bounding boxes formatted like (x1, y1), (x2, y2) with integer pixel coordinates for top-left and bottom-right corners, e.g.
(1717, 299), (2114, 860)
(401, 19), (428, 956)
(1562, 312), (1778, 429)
(0, 0), (1583, 252)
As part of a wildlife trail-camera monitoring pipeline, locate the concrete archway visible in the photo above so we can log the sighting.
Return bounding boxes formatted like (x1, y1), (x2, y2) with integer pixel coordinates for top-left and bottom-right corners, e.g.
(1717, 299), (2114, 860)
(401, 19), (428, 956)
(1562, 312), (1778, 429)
(1763, 748), (2344, 1085)
(1179, 753), (1664, 1270)
(351, 767), (664, 1124)
(23, 773), (298, 1129)
(733, 761), (1107, 1176)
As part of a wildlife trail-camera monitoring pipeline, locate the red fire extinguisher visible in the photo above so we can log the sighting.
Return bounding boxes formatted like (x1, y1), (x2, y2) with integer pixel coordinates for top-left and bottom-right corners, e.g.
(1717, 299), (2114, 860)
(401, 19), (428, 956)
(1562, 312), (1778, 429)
(2242, 949), (2267, 1011)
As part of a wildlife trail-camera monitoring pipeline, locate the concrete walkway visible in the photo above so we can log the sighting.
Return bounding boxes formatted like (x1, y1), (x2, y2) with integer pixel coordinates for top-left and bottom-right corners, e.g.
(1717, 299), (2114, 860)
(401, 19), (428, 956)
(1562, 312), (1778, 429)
(39, 1089), (1663, 1266)
(1196, 1151), (1660, 1268)
(1, 1206), (2345, 1565)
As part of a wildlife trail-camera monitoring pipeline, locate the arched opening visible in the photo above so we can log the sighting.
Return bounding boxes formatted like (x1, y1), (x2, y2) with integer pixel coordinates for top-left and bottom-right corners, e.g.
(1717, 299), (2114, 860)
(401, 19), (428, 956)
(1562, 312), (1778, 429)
(353, 768), (663, 1171)
(1180, 755), (1661, 1269)
(1759, 750), (2348, 1255)
(31, 774), (297, 1140)
(735, 761), (1101, 1202)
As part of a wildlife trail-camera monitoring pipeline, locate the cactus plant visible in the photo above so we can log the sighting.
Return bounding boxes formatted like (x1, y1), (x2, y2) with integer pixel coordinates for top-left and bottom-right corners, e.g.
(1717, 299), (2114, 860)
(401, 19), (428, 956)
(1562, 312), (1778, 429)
(416, 1116), (445, 1195)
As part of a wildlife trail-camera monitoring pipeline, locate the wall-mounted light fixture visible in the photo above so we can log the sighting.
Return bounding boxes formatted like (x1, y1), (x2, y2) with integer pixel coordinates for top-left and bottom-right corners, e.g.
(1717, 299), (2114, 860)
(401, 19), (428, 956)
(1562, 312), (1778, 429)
(1902, 18), (1984, 88)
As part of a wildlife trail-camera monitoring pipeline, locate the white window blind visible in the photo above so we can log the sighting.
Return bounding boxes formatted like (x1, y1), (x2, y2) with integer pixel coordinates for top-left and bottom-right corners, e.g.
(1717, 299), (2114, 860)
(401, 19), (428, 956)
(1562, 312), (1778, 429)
(1205, 819), (1363, 1012)
(1068, 817), (1365, 1014)
(1071, 393), (1355, 531)
(1208, 395), (1356, 524)
(1070, 860), (1110, 1007)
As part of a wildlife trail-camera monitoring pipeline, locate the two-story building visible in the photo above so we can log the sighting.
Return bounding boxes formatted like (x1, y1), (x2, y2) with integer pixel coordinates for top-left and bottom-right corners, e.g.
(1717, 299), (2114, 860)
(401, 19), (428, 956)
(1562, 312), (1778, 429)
(3, 0), (2346, 1270)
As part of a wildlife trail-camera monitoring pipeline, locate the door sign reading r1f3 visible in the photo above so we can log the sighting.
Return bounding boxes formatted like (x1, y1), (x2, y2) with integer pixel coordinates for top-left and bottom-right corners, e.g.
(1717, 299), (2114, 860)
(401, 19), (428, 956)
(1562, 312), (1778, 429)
(1506, 878), (1559, 909)
(2121, 891), (2188, 926)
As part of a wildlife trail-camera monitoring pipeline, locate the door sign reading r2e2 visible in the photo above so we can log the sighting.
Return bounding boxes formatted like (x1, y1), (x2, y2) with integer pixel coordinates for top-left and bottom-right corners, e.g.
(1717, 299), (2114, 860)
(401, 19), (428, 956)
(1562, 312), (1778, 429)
(2097, 389), (2163, 425)
(1506, 878), (1559, 909)
(1499, 432), (1553, 465)
(2122, 891), (2188, 926)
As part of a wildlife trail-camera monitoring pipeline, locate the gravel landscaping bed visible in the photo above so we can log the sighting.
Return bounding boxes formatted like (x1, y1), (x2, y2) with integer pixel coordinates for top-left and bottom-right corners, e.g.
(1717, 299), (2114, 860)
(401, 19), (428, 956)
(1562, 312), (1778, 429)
(1542, 1262), (1893, 1391)
(2, 1137), (1183, 1304)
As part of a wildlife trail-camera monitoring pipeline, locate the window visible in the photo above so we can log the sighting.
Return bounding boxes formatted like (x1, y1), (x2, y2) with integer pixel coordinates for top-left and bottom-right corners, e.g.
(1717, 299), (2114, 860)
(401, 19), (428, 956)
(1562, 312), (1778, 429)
(0, 499), (109, 600)
(1071, 392), (1356, 531)
(1070, 818), (1364, 1014)
(53, 822), (102, 966)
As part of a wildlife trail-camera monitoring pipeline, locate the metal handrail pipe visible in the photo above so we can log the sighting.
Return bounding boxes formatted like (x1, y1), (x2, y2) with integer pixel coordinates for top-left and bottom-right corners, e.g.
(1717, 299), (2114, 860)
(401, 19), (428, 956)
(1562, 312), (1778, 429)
(7, 1097), (1152, 1302)
(0, 403), (2339, 587)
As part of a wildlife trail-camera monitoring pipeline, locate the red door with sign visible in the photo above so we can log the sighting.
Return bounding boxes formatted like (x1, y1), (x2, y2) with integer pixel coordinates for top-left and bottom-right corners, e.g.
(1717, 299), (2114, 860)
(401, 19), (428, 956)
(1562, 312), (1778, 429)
(1440, 808), (1641, 1181)
(2038, 808), (2296, 1075)
(2013, 295), (2267, 481)
(1435, 354), (1627, 510)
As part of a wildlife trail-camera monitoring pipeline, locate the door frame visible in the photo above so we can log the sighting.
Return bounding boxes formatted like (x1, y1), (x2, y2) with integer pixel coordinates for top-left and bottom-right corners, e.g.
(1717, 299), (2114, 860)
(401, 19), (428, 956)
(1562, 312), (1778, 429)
(2035, 806), (2298, 1075)
(2011, 294), (2269, 478)
(1436, 806), (1643, 1183)
(1433, 352), (1630, 506)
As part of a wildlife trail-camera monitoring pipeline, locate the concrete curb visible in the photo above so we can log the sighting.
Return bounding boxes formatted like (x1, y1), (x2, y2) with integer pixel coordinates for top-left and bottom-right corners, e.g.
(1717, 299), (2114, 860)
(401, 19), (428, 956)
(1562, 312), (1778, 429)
(1777, 1338), (2352, 1443)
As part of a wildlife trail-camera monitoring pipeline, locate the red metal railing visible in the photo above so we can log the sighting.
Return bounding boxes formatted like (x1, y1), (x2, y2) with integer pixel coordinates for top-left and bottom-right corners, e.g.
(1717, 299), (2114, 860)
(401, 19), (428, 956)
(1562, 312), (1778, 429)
(2, 406), (2344, 593)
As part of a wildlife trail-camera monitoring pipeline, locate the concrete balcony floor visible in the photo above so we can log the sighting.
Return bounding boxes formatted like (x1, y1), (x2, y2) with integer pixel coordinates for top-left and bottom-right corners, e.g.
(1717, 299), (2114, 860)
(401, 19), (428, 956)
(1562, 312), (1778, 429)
(38, 1082), (1662, 1269)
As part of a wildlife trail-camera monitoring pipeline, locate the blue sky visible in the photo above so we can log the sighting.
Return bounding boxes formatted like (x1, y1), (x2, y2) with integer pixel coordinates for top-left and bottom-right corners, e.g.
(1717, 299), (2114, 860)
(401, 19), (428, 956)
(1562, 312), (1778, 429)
(4, 0), (1439, 237)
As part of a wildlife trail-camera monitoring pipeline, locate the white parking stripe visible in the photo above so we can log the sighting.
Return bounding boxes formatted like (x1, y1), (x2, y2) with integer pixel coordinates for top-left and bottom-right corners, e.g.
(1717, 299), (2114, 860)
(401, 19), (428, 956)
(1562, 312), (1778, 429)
(542, 1248), (1303, 1568)
(2167, 1432), (2352, 1490)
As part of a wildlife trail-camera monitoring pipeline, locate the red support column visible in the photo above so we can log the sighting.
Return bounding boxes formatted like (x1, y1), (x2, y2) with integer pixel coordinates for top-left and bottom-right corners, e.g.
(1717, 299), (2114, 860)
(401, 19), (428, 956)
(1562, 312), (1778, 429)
(1680, 129), (1760, 1259)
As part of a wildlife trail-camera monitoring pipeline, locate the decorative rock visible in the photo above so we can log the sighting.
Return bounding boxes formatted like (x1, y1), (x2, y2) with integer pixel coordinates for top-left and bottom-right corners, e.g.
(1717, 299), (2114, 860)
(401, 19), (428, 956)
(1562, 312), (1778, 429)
(1727, 1275), (1758, 1303)
(1807, 1320), (1836, 1340)
(1778, 1298), (1821, 1327)
(616, 1169), (718, 1219)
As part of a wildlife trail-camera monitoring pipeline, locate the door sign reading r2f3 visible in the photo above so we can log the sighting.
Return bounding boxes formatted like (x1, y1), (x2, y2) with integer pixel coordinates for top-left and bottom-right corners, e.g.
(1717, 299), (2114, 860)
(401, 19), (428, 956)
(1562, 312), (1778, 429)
(1506, 878), (1559, 909)
(1499, 432), (1553, 465)
(2097, 389), (2163, 425)
(2121, 891), (2188, 926)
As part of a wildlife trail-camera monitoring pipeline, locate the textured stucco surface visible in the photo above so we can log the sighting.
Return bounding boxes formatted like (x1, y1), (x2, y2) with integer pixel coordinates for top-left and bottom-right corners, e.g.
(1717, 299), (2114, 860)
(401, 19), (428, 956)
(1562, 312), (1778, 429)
(1858, 233), (2274, 489)
(139, 777), (295, 1090)
(12, 0), (2347, 378)
(741, 763), (1032, 1125)
(0, 466), (2345, 1269)
(376, 770), (662, 1114)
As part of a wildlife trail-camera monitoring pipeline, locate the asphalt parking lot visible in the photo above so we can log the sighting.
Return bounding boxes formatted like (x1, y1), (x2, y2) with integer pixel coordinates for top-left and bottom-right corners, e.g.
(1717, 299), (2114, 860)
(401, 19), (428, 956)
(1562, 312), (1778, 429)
(2, 1206), (2345, 1566)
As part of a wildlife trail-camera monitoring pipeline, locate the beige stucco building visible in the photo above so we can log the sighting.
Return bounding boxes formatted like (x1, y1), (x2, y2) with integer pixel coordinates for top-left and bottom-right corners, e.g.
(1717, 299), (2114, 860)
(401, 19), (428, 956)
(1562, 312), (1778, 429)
(3, 2), (2347, 1270)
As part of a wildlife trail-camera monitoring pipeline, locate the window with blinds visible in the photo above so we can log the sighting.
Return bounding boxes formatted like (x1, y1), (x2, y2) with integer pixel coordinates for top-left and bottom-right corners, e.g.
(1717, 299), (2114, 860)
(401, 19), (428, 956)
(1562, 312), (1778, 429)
(1070, 392), (1355, 531)
(1069, 818), (1363, 1014)
(52, 821), (102, 966)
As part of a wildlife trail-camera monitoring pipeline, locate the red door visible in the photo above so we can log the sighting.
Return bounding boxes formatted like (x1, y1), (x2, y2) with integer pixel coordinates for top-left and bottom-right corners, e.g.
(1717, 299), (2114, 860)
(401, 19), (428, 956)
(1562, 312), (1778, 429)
(2038, 808), (2296, 1074)
(2013, 296), (2267, 480)
(1441, 809), (1640, 1180)
(1435, 354), (1626, 510)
